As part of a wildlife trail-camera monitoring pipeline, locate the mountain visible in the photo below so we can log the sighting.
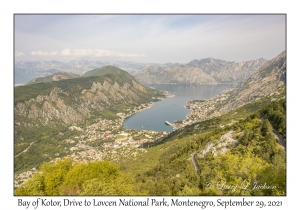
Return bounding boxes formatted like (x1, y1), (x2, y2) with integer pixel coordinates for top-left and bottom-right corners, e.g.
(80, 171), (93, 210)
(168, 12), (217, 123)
(15, 60), (165, 84)
(14, 66), (166, 175)
(82, 65), (130, 78)
(186, 57), (268, 83)
(14, 54), (286, 196)
(15, 68), (61, 85)
(134, 65), (218, 84)
(219, 51), (286, 114)
(14, 66), (163, 126)
(27, 72), (80, 85)
(185, 51), (286, 123)
(135, 57), (268, 84)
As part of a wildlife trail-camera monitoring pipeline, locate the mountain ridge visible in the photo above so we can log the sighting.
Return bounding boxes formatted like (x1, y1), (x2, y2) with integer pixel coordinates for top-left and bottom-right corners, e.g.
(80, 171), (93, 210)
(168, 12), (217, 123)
(15, 60), (165, 84)
(136, 57), (268, 84)
(183, 50), (286, 124)
(14, 52), (286, 196)
(27, 72), (80, 85)
(14, 66), (164, 126)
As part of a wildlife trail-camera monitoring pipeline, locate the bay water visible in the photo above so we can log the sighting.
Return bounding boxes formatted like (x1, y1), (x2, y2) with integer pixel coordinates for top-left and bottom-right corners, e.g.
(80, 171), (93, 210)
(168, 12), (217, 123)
(123, 84), (234, 132)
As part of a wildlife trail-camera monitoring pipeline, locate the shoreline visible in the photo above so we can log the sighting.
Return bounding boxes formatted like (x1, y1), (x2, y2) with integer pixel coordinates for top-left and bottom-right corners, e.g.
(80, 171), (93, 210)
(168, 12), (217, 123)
(121, 91), (171, 129)
(123, 102), (154, 120)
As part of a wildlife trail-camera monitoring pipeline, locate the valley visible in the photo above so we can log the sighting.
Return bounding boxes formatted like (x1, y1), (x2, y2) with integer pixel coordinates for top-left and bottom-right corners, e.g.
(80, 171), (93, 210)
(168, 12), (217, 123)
(14, 51), (286, 196)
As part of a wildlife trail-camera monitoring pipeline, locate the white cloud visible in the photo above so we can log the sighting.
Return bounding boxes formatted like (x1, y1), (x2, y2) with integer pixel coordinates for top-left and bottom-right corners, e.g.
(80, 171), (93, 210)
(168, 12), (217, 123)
(15, 51), (24, 56)
(31, 50), (58, 56)
(61, 48), (145, 58)
(61, 48), (72, 56)
(15, 15), (285, 63)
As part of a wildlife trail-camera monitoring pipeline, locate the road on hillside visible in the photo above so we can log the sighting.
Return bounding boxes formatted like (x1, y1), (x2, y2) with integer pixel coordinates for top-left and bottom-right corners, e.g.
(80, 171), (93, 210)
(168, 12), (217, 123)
(14, 142), (35, 158)
(191, 153), (200, 174)
(272, 129), (286, 152)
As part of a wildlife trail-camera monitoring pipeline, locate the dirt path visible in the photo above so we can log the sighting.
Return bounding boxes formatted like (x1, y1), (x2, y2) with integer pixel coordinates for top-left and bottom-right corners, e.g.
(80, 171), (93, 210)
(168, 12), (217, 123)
(14, 142), (35, 158)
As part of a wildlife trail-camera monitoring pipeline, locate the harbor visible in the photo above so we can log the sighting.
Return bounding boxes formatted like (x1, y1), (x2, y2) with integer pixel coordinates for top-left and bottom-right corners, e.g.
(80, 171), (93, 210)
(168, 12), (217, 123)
(165, 121), (177, 130)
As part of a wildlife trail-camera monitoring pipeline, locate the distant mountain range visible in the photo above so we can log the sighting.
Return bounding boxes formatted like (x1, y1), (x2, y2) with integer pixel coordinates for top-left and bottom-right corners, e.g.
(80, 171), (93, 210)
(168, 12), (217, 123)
(15, 60), (161, 85)
(14, 51), (286, 135)
(135, 57), (268, 84)
(15, 56), (268, 85)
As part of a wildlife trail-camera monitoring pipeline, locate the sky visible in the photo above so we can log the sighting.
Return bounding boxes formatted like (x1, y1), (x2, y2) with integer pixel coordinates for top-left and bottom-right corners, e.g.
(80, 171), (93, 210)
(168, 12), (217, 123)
(14, 14), (286, 64)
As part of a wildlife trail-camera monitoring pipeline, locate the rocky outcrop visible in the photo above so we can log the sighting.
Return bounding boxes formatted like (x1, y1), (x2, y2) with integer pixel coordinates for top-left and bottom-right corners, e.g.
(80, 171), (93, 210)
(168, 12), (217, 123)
(198, 131), (239, 158)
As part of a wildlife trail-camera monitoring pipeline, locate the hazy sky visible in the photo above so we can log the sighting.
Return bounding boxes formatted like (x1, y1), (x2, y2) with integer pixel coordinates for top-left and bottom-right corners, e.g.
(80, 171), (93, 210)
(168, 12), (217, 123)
(14, 14), (286, 63)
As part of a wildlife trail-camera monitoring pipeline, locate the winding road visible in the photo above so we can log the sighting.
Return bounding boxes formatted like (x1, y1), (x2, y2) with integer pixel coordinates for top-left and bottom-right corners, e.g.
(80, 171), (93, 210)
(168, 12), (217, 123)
(272, 129), (286, 152)
(14, 142), (35, 158)
(190, 152), (200, 174)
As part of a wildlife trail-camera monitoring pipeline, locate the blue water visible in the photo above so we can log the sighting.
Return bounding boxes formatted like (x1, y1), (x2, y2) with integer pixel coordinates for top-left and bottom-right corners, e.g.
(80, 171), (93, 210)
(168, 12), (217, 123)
(123, 84), (234, 132)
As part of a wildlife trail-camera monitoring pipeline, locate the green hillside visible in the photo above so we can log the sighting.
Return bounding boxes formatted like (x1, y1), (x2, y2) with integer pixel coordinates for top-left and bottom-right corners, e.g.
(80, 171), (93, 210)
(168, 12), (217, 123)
(27, 72), (80, 85)
(15, 90), (286, 196)
(121, 94), (286, 196)
(14, 66), (165, 174)
(82, 65), (129, 78)
(15, 66), (151, 105)
(14, 60), (286, 196)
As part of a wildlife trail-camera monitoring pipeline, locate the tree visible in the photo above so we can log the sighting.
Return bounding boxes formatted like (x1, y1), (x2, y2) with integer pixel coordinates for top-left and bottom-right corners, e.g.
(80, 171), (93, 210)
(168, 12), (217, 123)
(15, 158), (137, 196)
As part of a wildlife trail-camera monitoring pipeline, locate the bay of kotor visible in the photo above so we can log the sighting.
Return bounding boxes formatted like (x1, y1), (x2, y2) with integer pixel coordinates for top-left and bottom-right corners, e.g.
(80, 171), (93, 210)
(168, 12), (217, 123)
(123, 84), (234, 132)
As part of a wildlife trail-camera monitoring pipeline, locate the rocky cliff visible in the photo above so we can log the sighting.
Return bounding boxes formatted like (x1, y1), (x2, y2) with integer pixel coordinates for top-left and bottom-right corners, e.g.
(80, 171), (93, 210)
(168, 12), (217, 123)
(14, 66), (163, 126)
(135, 65), (218, 84)
(219, 50), (286, 114)
(135, 57), (268, 84)
(185, 51), (286, 123)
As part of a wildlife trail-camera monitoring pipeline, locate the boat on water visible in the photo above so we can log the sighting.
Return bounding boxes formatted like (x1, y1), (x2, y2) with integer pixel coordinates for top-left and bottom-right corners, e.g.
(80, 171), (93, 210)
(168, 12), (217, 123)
(165, 121), (172, 126)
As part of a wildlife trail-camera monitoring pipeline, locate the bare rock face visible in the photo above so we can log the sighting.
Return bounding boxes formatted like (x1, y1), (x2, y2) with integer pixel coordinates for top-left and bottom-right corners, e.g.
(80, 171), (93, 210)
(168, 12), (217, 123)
(199, 130), (239, 158)
(219, 51), (286, 114)
(135, 57), (268, 85)
(185, 51), (286, 124)
(135, 65), (218, 84)
(14, 67), (160, 126)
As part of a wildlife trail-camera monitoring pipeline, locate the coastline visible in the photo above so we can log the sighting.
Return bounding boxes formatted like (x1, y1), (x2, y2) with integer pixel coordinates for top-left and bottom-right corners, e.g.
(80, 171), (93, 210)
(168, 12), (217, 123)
(121, 90), (171, 127)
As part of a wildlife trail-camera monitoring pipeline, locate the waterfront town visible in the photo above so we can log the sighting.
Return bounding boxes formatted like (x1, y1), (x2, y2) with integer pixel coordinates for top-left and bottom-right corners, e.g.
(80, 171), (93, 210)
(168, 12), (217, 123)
(14, 96), (170, 188)
(14, 88), (237, 188)
(174, 88), (233, 128)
